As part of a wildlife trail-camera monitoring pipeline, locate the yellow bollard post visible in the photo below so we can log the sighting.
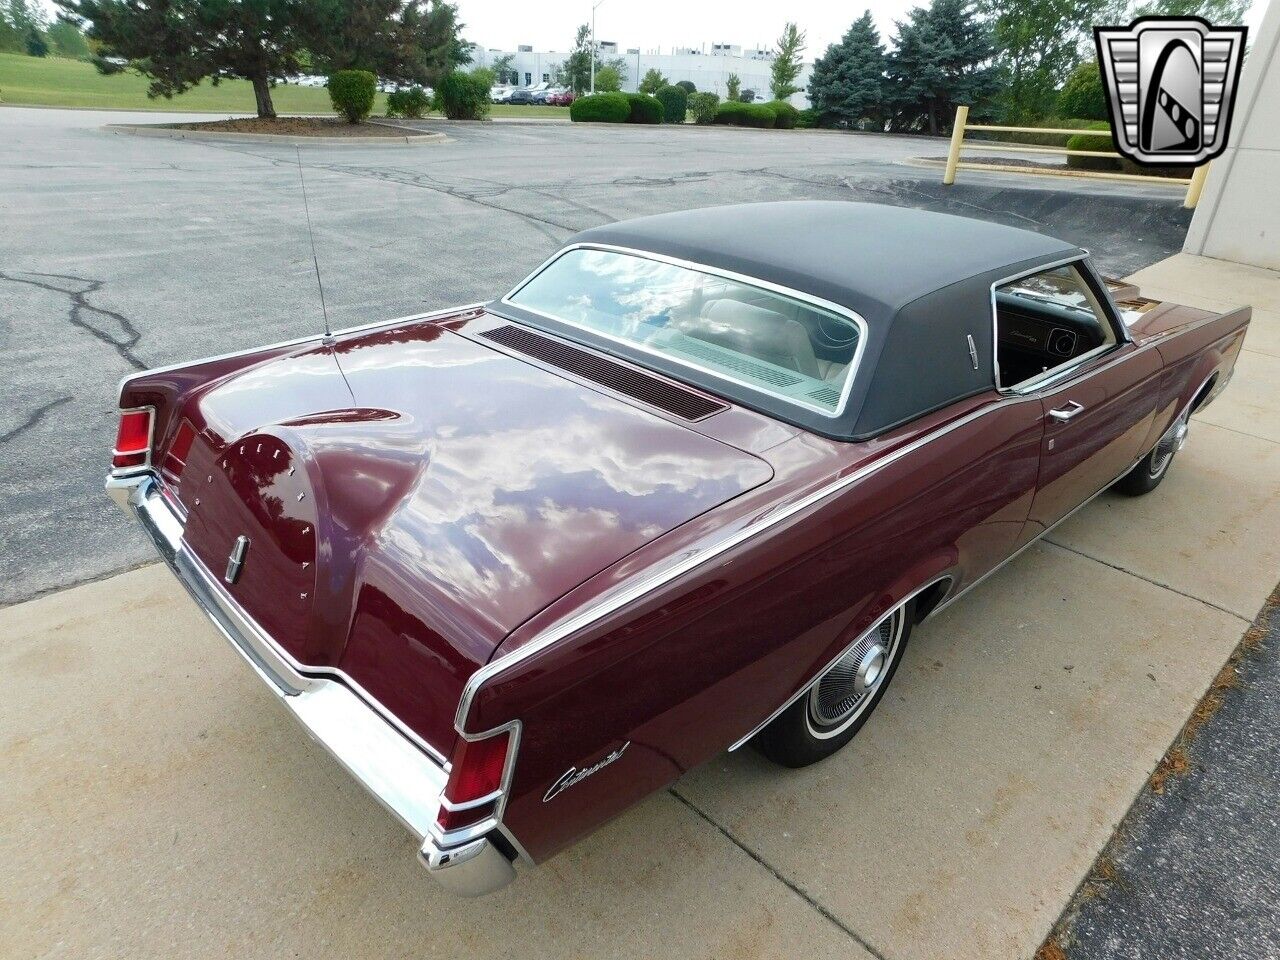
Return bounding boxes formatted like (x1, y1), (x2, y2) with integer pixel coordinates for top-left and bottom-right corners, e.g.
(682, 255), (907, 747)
(1184, 162), (1210, 209)
(943, 105), (969, 186)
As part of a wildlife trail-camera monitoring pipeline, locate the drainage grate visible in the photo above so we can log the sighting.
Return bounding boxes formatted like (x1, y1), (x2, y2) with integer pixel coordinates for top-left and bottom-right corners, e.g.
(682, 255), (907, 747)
(480, 325), (728, 421)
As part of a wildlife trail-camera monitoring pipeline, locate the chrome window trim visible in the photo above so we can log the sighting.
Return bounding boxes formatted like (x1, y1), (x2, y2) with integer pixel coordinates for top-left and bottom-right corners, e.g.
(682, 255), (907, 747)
(727, 575), (954, 752)
(500, 242), (870, 420)
(990, 255), (1128, 396)
(114, 302), (487, 404)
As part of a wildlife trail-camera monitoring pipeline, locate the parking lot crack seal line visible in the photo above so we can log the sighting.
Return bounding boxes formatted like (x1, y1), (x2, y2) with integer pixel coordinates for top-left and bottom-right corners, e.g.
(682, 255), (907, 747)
(0, 271), (146, 370)
(668, 787), (892, 960)
(0, 395), (71, 445)
(1040, 539), (1251, 623)
(176, 138), (580, 242)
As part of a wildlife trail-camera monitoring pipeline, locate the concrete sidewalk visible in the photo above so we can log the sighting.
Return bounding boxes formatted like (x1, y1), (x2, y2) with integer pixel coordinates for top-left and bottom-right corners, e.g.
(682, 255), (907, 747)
(2, 253), (1277, 959)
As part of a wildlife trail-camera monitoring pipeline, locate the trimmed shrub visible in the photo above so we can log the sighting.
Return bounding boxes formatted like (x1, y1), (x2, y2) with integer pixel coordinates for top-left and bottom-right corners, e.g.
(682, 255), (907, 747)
(439, 71), (491, 120)
(714, 101), (777, 128)
(796, 108), (819, 129)
(569, 92), (630, 123)
(688, 92), (720, 125)
(386, 86), (431, 119)
(970, 117), (1098, 148)
(328, 70), (376, 123)
(766, 100), (798, 129)
(624, 92), (664, 124)
(675, 80), (696, 95)
(1066, 121), (1120, 171)
(655, 85), (688, 124)
(1057, 61), (1108, 122)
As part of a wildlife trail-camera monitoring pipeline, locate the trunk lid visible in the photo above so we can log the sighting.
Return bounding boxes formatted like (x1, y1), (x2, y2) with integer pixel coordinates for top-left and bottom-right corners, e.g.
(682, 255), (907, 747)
(174, 318), (772, 751)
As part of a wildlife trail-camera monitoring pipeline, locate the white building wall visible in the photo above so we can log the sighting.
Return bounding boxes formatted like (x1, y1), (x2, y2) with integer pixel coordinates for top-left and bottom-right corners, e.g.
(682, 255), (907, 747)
(473, 45), (812, 106)
(1183, 0), (1280, 269)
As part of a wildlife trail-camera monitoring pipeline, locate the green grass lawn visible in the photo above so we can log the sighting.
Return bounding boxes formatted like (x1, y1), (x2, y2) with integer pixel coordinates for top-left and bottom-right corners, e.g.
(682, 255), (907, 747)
(0, 52), (369, 113)
(487, 103), (569, 119)
(0, 53), (570, 119)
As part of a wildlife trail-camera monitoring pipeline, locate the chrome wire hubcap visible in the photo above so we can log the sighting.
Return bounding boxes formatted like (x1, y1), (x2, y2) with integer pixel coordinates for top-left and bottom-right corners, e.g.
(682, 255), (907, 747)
(1150, 416), (1188, 478)
(807, 608), (905, 737)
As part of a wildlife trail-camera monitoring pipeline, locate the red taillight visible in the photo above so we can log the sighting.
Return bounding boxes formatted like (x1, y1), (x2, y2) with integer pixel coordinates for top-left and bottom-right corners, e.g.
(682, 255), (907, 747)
(112, 408), (153, 470)
(436, 731), (511, 833)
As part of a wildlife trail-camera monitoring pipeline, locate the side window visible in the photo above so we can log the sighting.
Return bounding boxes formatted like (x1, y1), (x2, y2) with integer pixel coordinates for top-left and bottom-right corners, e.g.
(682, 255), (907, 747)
(994, 263), (1117, 390)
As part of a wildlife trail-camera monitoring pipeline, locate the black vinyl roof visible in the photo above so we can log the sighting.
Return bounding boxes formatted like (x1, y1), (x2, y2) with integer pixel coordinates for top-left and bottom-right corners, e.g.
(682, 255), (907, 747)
(499, 202), (1091, 440)
(569, 201), (1079, 326)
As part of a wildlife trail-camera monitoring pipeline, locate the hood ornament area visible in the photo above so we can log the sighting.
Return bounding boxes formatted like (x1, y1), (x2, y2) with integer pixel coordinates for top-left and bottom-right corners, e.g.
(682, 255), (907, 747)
(543, 742), (630, 803)
(223, 536), (250, 585)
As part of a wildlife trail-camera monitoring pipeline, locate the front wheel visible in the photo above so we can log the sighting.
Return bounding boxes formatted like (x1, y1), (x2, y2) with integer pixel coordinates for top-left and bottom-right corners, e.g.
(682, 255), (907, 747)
(753, 602), (913, 768)
(1115, 412), (1188, 496)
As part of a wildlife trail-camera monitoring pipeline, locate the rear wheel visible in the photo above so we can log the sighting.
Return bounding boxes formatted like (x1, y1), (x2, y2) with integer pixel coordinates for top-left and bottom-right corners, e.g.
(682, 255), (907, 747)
(753, 602), (913, 768)
(1115, 411), (1188, 496)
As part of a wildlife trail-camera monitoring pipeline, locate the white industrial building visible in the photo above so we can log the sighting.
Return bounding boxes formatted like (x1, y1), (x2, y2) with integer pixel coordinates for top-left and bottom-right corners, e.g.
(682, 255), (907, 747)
(471, 42), (813, 106)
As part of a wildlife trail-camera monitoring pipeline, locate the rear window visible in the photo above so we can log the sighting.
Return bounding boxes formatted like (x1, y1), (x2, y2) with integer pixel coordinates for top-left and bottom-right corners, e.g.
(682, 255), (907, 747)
(505, 248), (864, 415)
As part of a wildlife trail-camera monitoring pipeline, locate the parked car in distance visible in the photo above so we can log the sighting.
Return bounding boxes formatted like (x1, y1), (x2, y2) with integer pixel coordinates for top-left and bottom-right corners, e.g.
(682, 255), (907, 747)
(507, 88), (536, 105)
(548, 89), (576, 106)
(106, 202), (1249, 899)
(490, 86), (513, 103)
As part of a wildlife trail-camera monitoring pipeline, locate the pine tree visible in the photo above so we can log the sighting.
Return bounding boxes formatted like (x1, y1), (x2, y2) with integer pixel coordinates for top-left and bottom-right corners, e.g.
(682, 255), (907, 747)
(307, 0), (464, 88)
(807, 12), (887, 129)
(886, 0), (998, 135)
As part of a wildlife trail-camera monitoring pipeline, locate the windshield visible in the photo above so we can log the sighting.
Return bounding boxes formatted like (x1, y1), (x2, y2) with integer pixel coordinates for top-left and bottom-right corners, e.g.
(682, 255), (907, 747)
(505, 248), (864, 416)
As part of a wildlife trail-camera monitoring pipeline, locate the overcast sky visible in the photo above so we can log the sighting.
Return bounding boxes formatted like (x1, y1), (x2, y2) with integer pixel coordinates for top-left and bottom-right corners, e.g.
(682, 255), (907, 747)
(456, 0), (1271, 57)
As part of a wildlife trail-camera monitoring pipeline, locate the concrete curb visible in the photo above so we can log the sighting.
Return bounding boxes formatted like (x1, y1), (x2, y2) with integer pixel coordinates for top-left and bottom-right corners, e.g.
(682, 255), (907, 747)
(103, 122), (450, 146)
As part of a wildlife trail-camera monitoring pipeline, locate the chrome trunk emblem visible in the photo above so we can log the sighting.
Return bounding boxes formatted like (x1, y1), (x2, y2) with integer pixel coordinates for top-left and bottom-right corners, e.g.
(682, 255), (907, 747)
(224, 536), (250, 585)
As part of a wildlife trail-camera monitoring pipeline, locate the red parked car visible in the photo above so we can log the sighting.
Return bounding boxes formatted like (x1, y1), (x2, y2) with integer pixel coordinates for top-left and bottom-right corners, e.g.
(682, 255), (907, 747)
(107, 202), (1249, 896)
(547, 89), (575, 106)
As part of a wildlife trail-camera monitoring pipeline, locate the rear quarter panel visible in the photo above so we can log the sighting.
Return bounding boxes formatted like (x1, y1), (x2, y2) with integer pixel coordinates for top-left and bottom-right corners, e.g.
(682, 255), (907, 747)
(1144, 305), (1250, 448)
(473, 392), (1044, 863)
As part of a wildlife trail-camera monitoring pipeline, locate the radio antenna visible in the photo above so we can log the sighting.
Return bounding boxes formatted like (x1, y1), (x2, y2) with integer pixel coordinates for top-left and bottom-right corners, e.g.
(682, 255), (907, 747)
(295, 146), (333, 343)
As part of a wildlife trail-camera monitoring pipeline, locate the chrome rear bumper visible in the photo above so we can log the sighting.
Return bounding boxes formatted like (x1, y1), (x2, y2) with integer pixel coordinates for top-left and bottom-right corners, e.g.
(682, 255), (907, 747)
(105, 471), (516, 897)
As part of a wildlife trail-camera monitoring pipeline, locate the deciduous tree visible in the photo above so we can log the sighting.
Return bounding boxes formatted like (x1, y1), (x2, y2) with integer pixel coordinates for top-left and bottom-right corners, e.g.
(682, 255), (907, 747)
(555, 24), (597, 93)
(983, 0), (1115, 123)
(769, 21), (806, 100)
(638, 67), (667, 94)
(490, 52), (515, 85)
(1133, 0), (1250, 23)
(594, 64), (622, 91)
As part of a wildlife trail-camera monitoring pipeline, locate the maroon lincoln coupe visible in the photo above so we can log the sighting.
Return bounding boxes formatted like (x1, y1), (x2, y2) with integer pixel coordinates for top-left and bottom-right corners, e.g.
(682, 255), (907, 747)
(106, 202), (1249, 896)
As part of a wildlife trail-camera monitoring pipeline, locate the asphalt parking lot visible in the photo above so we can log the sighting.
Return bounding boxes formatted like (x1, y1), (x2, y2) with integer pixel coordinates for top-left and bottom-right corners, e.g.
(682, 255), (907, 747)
(5, 107), (1277, 960)
(0, 107), (1193, 604)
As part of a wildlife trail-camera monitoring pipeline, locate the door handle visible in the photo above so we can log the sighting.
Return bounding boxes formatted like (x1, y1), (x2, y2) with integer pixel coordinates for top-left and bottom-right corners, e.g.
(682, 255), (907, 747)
(1048, 401), (1085, 422)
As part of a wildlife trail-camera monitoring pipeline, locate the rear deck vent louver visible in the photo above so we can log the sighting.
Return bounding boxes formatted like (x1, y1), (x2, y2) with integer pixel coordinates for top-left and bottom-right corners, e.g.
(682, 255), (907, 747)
(808, 386), (842, 406)
(480, 325), (728, 421)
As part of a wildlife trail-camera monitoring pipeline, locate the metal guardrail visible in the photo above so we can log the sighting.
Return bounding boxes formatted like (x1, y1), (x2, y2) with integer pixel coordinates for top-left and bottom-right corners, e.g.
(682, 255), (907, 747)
(941, 105), (1210, 209)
